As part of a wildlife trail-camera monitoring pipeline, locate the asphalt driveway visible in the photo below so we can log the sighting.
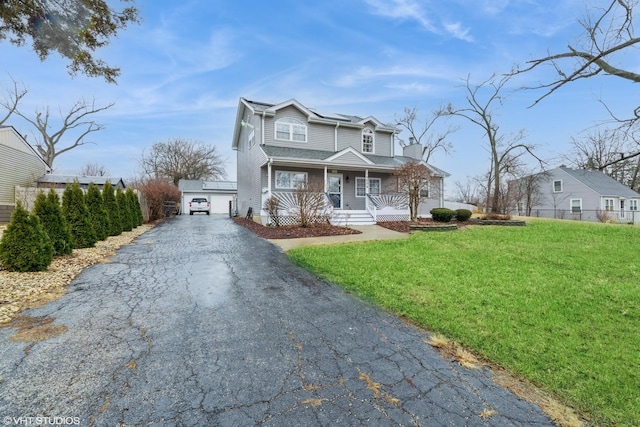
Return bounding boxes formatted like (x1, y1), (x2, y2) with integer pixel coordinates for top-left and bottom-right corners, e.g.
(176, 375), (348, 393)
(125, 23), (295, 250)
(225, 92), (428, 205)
(0, 215), (554, 426)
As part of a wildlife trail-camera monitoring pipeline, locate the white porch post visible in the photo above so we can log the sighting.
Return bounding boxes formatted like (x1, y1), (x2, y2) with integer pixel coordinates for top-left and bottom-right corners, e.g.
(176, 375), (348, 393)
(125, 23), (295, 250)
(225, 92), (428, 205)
(439, 176), (444, 208)
(324, 166), (328, 192)
(365, 169), (370, 211)
(267, 160), (272, 198)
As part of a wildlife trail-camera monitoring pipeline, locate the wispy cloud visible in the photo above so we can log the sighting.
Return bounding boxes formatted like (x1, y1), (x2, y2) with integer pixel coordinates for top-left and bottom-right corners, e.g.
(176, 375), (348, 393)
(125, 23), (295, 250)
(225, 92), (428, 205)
(362, 0), (474, 42)
(362, 0), (436, 32)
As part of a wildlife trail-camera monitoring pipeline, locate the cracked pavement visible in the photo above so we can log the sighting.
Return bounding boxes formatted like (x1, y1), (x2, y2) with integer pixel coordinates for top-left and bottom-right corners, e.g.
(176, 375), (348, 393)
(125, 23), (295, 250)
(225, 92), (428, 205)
(0, 215), (555, 426)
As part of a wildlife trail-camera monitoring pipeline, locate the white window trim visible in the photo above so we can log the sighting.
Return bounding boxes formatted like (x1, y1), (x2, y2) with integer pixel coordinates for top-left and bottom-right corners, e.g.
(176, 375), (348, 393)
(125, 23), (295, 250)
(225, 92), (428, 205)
(274, 117), (307, 143)
(604, 198), (615, 211)
(355, 177), (381, 198)
(553, 180), (563, 193)
(570, 198), (582, 213)
(275, 170), (308, 190)
(630, 199), (638, 211)
(362, 128), (374, 154)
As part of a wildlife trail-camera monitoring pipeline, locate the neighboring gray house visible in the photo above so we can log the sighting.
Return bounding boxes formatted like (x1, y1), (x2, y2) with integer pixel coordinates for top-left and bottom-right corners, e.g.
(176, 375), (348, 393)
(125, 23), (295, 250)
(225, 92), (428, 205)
(178, 180), (237, 214)
(513, 166), (640, 223)
(231, 98), (449, 225)
(0, 126), (50, 222)
(36, 174), (126, 190)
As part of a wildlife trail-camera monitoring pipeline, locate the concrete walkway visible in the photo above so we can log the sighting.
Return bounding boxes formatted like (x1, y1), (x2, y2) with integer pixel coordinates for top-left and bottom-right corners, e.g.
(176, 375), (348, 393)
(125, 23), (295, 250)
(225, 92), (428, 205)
(269, 224), (410, 251)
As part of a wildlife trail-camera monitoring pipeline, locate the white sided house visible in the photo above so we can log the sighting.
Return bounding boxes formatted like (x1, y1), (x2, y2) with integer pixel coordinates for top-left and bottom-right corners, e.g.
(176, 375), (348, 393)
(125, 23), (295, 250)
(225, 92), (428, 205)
(178, 180), (237, 215)
(513, 166), (640, 223)
(0, 126), (50, 222)
(231, 98), (449, 225)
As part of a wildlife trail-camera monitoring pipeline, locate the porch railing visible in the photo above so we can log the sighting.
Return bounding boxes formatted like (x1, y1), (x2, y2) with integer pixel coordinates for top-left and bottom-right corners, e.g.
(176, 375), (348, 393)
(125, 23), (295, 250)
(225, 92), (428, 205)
(366, 193), (410, 222)
(261, 191), (334, 225)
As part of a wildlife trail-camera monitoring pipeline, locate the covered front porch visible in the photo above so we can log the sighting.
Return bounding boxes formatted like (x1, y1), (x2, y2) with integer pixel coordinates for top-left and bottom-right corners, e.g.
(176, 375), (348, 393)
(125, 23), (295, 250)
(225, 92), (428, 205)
(260, 164), (414, 226)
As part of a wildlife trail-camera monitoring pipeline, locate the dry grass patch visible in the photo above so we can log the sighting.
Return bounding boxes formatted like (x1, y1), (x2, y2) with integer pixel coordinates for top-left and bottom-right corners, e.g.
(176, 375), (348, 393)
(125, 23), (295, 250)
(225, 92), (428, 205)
(1, 315), (68, 342)
(426, 334), (481, 370)
(493, 370), (583, 427)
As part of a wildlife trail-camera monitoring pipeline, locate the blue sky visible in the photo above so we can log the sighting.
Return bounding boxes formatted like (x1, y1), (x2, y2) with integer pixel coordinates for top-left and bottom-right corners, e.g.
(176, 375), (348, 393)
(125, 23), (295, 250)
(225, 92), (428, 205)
(1, 0), (636, 196)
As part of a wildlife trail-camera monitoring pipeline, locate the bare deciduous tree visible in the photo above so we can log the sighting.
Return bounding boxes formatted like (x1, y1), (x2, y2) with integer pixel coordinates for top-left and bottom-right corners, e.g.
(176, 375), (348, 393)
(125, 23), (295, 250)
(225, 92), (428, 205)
(395, 107), (457, 163)
(78, 162), (109, 177)
(0, 77), (27, 126)
(293, 178), (330, 227)
(440, 74), (543, 213)
(566, 128), (640, 190)
(140, 138), (226, 186)
(13, 98), (114, 168)
(513, 0), (640, 170)
(509, 169), (547, 216)
(0, 0), (139, 83)
(394, 161), (434, 221)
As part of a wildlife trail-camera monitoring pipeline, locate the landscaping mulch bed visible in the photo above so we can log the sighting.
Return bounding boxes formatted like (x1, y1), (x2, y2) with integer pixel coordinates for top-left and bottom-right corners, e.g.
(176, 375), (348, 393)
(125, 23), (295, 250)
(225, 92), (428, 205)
(231, 217), (362, 239)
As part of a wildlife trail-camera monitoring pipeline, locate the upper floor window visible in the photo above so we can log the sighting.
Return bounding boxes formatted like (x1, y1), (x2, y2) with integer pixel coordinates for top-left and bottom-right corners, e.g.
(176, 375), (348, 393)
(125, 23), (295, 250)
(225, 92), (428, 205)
(362, 128), (374, 153)
(275, 118), (306, 142)
(553, 180), (563, 192)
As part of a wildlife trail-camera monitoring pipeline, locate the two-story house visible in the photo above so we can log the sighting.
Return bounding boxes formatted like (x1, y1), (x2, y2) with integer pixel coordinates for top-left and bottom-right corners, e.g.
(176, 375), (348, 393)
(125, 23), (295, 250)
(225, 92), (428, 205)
(512, 166), (640, 223)
(231, 98), (448, 225)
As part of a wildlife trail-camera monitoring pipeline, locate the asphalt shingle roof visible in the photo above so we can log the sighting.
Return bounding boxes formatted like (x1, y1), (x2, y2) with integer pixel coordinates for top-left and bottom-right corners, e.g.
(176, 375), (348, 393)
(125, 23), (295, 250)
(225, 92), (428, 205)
(561, 167), (640, 197)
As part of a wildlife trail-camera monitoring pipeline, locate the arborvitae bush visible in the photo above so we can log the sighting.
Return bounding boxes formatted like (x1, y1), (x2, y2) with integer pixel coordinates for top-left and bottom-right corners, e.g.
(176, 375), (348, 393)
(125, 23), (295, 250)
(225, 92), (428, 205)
(86, 183), (110, 241)
(116, 187), (133, 232)
(455, 209), (473, 222)
(103, 181), (122, 236)
(62, 181), (97, 248)
(126, 188), (143, 227)
(430, 207), (456, 222)
(33, 189), (73, 256)
(0, 201), (53, 272)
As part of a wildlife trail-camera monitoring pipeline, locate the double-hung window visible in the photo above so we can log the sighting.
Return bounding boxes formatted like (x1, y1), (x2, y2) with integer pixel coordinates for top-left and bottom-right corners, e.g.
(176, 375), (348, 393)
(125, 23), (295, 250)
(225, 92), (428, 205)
(275, 118), (307, 142)
(604, 198), (615, 211)
(355, 177), (381, 197)
(362, 128), (374, 153)
(570, 199), (582, 213)
(275, 171), (307, 189)
(630, 200), (638, 211)
(553, 180), (562, 192)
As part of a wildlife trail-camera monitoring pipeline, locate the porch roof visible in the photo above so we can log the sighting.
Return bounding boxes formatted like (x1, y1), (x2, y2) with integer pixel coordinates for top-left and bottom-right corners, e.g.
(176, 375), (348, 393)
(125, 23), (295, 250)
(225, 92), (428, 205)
(259, 145), (449, 177)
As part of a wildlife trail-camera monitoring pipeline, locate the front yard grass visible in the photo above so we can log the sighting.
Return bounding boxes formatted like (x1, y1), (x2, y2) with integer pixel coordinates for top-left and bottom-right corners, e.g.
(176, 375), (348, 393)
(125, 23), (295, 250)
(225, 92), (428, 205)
(288, 219), (640, 426)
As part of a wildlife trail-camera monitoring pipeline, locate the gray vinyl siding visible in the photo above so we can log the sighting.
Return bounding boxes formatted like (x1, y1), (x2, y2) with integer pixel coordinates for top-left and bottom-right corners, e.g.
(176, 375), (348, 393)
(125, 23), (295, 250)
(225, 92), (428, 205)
(535, 169), (599, 212)
(0, 143), (48, 221)
(236, 114), (267, 217)
(336, 127), (361, 152)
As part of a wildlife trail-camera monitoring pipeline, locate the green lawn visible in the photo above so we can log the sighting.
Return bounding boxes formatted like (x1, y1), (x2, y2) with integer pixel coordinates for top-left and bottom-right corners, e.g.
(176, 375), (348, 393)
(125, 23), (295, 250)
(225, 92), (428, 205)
(288, 219), (640, 426)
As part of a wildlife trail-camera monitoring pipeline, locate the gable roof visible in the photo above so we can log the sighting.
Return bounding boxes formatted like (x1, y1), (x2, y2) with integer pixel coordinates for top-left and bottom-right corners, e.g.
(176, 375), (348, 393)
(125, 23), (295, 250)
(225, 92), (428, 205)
(260, 145), (449, 177)
(0, 125), (50, 170)
(560, 167), (640, 198)
(241, 98), (395, 129)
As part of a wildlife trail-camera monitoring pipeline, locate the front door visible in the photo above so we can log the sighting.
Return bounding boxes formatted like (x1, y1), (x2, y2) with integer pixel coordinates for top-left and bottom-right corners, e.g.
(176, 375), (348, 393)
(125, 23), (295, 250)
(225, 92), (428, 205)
(327, 174), (342, 209)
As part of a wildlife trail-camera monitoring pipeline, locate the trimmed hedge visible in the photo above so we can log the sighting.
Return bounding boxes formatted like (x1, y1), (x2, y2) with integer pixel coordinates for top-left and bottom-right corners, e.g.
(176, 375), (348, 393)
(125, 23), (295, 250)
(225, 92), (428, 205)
(430, 208), (456, 222)
(455, 209), (473, 222)
(33, 189), (73, 256)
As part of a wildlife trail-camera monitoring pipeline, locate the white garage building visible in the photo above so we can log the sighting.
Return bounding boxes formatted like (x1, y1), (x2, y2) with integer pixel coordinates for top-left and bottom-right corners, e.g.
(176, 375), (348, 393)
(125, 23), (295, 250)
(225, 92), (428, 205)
(178, 180), (237, 215)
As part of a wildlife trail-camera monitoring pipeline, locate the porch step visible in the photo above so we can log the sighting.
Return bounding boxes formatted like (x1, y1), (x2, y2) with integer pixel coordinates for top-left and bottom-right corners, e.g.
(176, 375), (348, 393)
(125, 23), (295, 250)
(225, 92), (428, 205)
(331, 210), (375, 226)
